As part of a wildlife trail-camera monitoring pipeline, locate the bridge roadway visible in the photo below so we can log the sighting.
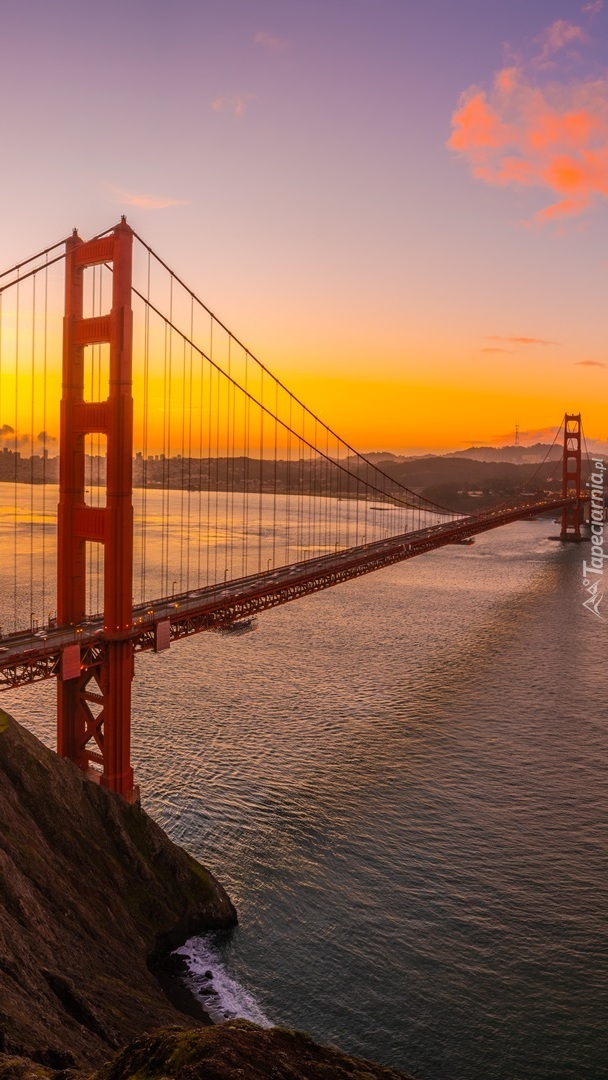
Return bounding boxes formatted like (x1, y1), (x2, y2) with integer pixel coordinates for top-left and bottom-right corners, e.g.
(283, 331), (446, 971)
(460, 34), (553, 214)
(0, 495), (579, 690)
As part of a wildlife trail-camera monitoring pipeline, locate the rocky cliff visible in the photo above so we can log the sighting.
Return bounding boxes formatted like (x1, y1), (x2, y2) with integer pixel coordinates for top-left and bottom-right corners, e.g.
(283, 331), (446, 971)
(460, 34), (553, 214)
(0, 709), (236, 1067)
(0, 710), (414, 1079)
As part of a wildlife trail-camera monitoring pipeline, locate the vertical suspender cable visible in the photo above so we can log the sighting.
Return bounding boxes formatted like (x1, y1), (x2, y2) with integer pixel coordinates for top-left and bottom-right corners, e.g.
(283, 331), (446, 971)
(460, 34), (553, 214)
(166, 276), (174, 597)
(13, 275), (19, 630)
(97, 269), (104, 612)
(141, 250), (151, 603)
(325, 427), (330, 553)
(258, 370), (264, 573)
(226, 338), (233, 581)
(180, 336), (187, 591)
(229, 339), (237, 580)
(186, 296), (194, 590)
(206, 321), (213, 585)
(197, 334), (204, 587)
(286, 396), (292, 565)
(311, 418), (317, 558)
(336, 437), (341, 550)
(214, 351), (220, 584)
(206, 319), (212, 587)
(41, 257), (48, 625)
(161, 320), (169, 597)
(29, 274), (35, 624)
(0, 291), (3, 630)
(243, 352), (250, 577)
(272, 382), (278, 569)
(88, 268), (95, 616)
(298, 433), (304, 561)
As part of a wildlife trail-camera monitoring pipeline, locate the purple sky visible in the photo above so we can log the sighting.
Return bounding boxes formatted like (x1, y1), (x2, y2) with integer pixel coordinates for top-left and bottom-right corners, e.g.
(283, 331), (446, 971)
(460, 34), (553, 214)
(1, 0), (607, 450)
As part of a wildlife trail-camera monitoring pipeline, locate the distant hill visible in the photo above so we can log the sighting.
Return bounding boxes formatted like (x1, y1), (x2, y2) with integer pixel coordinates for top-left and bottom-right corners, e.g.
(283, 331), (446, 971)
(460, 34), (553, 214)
(363, 451), (409, 464)
(369, 454), (588, 513)
(446, 443), (562, 465)
(346, 443), (594, 512)
(364, 444), (563, 466)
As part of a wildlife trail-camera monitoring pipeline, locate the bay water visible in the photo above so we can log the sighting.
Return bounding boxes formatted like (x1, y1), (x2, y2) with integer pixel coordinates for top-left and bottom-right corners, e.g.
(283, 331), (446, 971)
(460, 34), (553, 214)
(3, 505), (606, 1079)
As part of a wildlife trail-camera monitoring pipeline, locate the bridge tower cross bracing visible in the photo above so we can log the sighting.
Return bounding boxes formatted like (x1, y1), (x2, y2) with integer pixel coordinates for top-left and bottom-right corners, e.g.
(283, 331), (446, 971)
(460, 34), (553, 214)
(57, 219), (137, 801)
(560, 412), (582, 541)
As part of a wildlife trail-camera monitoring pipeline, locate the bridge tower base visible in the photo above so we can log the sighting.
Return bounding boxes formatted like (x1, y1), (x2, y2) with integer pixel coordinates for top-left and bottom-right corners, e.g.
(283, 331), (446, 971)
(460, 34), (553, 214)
(57, 219), (137, 801)
(560, 413), (583, 542)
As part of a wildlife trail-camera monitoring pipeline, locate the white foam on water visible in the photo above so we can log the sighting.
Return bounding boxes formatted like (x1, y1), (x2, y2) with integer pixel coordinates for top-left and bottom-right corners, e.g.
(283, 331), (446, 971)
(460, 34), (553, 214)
(174, 935), (272, 1027)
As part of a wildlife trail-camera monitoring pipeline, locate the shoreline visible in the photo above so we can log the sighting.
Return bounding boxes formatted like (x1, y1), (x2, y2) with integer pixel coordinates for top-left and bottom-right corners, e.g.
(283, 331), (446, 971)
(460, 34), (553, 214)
(148, 949), (214, 1027)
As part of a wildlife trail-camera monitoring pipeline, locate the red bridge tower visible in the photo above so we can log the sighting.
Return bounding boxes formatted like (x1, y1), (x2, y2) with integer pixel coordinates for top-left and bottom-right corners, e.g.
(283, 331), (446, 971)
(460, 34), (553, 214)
(57, 219), (137, 801)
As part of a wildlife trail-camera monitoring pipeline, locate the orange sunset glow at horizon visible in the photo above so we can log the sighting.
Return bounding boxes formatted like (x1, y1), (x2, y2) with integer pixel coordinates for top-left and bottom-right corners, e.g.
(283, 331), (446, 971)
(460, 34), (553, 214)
(1, 5), (607, 459)
(0, 266), (606, 459)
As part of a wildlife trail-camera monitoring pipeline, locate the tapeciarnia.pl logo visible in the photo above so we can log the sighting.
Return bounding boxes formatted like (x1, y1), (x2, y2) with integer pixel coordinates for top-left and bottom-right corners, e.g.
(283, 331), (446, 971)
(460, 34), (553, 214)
(582, 458), (606, 620)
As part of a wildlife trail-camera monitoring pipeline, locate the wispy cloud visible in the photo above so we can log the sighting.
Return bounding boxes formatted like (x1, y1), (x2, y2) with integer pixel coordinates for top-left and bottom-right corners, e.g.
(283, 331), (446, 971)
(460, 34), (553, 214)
(582, 1), (603, 17)
(537, 20), (587, 64)
(448, 16), (608, 224)
(493, 424), (561, 445)
(575, 359), (606, 366)
(254, 31), (288, 51)
(109, 185), (190, 210)
(211, 93), (254, 117)
(488, 336), (559, 346)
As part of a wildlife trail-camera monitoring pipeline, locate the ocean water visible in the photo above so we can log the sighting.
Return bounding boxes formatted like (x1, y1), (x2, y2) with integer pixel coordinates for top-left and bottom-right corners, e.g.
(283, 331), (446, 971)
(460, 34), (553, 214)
(4, 518), (607, 1080)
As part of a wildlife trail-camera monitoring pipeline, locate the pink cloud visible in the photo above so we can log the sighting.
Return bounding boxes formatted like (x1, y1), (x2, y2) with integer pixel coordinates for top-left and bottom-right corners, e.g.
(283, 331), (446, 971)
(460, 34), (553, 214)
(211, 93), (254, 117)
(448, 92), (513, 157)
(110, 186), (189, 210)
(495, 67), (518, 94)
(575, 359), (606, 366)
(448, 21), (608, 223)
(582, 1), (603, 16)
(537, 20), (587, 63)
(254, 31), (287, 51)
(488, 336), (558, 345)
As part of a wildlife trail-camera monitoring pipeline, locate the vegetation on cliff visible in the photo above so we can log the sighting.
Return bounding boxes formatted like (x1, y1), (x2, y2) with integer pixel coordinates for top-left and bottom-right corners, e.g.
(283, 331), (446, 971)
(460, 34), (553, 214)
(0, 1021), (414, 1080)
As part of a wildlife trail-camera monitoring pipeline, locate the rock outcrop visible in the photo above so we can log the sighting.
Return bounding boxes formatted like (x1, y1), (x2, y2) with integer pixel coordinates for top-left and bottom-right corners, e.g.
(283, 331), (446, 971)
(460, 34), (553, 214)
(0, 710), (236, 1067)
(0, 1021), (414, 1080)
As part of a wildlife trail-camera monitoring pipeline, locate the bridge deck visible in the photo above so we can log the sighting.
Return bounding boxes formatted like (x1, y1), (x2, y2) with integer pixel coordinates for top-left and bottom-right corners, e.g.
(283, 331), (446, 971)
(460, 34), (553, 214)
(0, 496), (580, 689)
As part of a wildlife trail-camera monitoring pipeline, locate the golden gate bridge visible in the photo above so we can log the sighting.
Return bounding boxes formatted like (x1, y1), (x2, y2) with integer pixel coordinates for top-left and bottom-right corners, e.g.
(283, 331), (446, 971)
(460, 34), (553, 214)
(0, 220), (587, 802)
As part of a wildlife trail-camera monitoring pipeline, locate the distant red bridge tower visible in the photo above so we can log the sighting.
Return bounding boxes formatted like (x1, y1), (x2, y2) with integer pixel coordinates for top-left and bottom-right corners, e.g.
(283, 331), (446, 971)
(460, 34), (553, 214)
(560, 413), (582, 541)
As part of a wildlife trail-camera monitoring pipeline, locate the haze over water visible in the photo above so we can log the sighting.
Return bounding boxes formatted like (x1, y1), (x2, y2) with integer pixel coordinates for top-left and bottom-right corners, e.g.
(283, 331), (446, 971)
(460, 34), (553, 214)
(3, 512), (606, 1079)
